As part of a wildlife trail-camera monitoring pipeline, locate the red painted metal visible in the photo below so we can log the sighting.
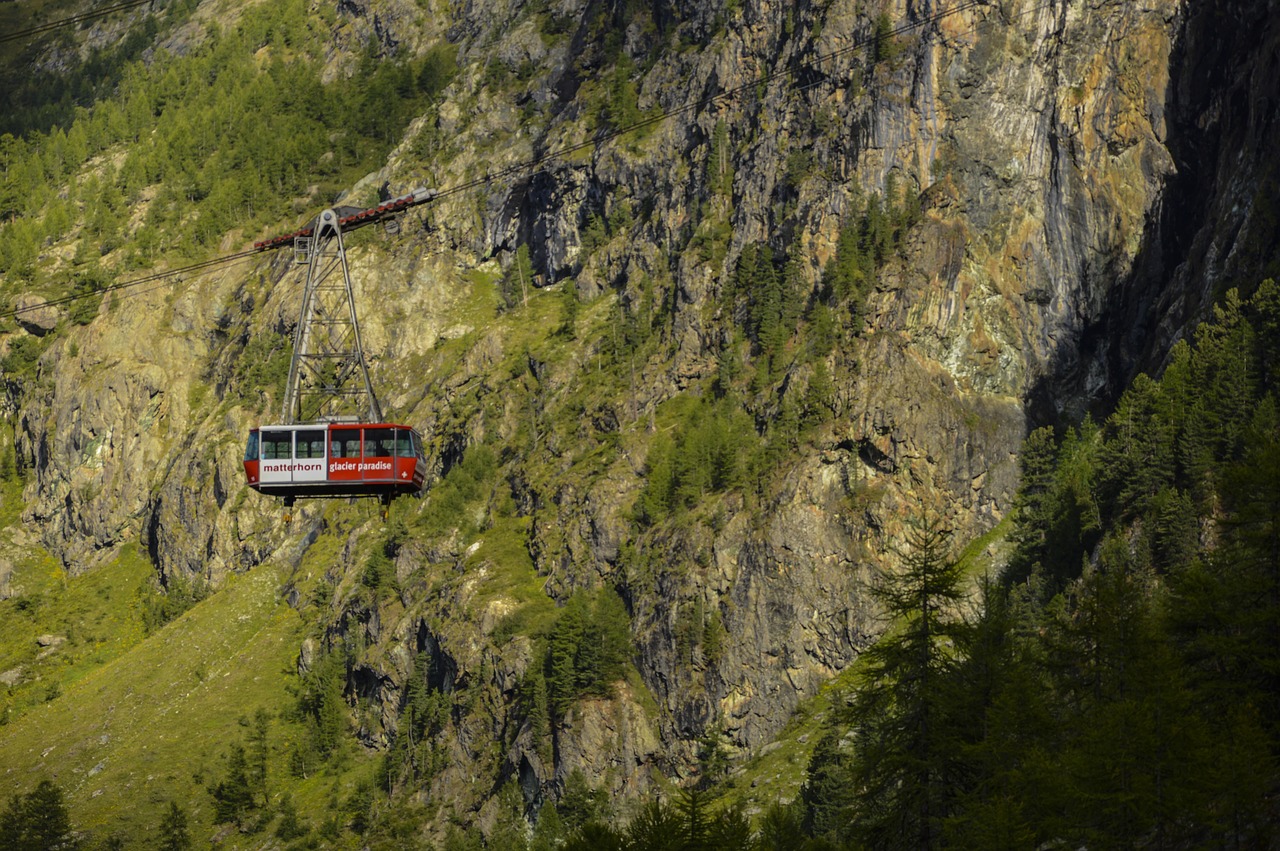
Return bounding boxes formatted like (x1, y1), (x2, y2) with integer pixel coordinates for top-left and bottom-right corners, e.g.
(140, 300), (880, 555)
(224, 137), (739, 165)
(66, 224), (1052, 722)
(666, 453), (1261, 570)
(244, 423), (427, 500)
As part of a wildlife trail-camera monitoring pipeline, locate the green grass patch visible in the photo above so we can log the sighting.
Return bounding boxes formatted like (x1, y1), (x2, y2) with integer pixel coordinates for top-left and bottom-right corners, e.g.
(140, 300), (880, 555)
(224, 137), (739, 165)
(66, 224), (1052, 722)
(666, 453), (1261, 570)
(469, 515), (559, 641)
(712, 662), (863, 816)
(0, 557), (358, 848)
(462, 265), (503, 326)
(954, 513), (1013, 580)
(0, 543), (153, 726)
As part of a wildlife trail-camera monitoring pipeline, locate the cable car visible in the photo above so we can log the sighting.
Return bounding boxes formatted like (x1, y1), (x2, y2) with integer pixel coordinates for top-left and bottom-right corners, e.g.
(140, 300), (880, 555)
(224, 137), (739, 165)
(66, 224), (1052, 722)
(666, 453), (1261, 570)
(243, 423), (426, 502)
(245, 197), (437, 519)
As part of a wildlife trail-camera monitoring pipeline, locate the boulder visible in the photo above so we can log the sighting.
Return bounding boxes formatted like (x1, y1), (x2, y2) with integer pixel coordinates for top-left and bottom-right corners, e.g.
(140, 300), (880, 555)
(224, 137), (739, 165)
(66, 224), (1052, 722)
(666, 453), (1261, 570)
(13, 294), (59, 336)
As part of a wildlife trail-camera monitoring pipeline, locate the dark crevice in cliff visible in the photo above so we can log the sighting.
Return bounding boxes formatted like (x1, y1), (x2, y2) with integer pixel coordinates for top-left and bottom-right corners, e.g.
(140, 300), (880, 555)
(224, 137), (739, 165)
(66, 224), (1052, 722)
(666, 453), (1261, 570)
(1104, 0), (1277, 414)
(1026, 0), (1280, 428)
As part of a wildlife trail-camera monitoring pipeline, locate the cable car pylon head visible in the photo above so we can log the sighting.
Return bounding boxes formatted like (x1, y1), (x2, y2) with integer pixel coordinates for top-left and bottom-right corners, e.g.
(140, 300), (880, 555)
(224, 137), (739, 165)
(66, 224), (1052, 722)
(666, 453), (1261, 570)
(252, 187), (437, 253)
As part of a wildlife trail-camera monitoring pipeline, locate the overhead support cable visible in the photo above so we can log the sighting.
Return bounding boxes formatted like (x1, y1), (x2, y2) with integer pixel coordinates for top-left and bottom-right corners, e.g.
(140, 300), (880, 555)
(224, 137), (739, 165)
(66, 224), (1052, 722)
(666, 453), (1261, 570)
(0, 250), (258, 320)
(5, 0), (1041, 316)
(0, 0), (157, 45)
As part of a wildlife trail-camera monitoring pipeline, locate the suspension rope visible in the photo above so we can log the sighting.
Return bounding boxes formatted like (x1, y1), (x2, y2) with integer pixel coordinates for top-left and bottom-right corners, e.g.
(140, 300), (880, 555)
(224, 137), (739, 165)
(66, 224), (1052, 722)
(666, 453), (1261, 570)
(0, 0), (157, 45)
(4, 0), (1036, 319)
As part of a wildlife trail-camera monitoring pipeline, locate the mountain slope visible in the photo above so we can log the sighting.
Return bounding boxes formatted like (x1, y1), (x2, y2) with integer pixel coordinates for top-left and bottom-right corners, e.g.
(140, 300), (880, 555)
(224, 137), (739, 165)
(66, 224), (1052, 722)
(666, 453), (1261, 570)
(2, 0), (1279, 845)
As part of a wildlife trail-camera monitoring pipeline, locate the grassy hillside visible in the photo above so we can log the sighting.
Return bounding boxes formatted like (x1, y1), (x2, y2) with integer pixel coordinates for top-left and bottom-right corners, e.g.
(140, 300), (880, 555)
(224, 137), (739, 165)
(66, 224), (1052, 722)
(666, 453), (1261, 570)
(7, 0), (1276, 847)
(0, 539), (387, 848)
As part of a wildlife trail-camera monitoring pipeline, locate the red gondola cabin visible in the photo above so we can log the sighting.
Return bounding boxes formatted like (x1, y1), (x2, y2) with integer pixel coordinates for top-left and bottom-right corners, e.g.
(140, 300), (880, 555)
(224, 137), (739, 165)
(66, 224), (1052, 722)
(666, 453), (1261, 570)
(244, 423), (426, 501)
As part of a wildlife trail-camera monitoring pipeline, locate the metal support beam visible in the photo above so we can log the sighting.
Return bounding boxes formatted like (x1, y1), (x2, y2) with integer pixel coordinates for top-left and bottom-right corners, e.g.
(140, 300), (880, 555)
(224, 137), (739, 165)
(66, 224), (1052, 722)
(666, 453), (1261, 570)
(281, 209), (383, 424)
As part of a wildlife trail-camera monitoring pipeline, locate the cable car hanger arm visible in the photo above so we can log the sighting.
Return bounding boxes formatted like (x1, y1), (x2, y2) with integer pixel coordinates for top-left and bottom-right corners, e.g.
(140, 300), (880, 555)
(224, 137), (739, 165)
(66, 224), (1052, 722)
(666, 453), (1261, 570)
(252, 186), (438, 252)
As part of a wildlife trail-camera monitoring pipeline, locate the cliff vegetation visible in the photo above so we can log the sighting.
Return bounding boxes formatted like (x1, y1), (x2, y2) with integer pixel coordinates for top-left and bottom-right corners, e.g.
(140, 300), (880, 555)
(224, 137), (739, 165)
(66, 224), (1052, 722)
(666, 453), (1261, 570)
(1, 0), (1278, 846)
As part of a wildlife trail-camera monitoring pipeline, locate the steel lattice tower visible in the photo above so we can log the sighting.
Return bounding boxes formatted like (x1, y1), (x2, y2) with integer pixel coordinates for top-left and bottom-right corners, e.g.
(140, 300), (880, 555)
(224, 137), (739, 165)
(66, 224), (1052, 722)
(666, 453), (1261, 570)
(281, 208), (383, 424)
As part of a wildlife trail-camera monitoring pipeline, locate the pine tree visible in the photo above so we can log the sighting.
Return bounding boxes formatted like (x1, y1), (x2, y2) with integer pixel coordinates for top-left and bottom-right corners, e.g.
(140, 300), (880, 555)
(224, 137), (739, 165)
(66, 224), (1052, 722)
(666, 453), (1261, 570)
(0, 780), (77, 851)
(949, 568), (1070, 846)
(801, 727), (855, 842)
(676, 787), (712, 851)
(312, 652), (348, 758)
(872, 12), (899, 64)
(345, 779), (375, 835)
(522, 667), (552, 761)
(530, 803), (565, 851)
(624, 799), (684, 851)
(212, 744), (256, 825)
(757, 800), (809, 851)
(803, 359), (836, 425)
(1190, 290), (1257, 462)
(558, 768), (610, 831)
(547, 597), (587, 720)
(746, 245), (780, 353)
(639, 434), (675, 524)
(157, 801), (191, 851)
(696, 724), (731, 789)
(558, 284), (580, 339)
(1098, 373), (1176, 520)
(589, 589), (631, 689)
(822, 219), (864, 302)
(489, 781), (530, 851)
(706, 802), (754, 850)
(1172, 406), (1280, 728)
(564, 821), (626, 851)
(847, 513), (967, 850)
(247, 708), (269, 804)
(1041, 421), (1103, 592)
(603, 55), (642, 131)
(275, 793), (307, 840)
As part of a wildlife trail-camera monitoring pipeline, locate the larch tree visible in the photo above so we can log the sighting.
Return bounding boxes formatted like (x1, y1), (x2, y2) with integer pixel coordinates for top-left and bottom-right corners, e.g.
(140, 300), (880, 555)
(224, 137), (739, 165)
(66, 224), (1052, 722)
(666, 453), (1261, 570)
(847, 513), (968, 850)
(157, 800), (191, 851)
(0, 779), (77, 851)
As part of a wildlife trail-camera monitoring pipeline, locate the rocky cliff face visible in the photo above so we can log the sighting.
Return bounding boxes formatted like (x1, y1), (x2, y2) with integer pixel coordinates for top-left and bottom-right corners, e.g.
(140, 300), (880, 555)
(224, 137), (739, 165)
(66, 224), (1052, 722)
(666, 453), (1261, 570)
(1100, 0), (1280, 392)
(7, 0), (1279, 822)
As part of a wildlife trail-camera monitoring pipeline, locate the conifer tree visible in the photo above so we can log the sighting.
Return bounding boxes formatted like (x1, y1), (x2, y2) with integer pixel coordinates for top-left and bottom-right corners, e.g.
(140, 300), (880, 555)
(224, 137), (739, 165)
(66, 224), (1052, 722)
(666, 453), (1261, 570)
(873, 12), (899, 64)
(547, 597), (587, 720)
(757, 800), (809, 851)
(624, 799), (685, 851)
(942, 620), (1051, 851)
(801, 726), (855, 843)
(677, 787), (712, 851)
(822, 218), (863, 302)
(275, 793), (307, 841)
(559, 284), (580, 339)
(1097, 373), (1176, 520)
(157, 801), (191, 851)
(564, 821), (626, 851)
(247, 708), (269, 803)
(522, 667), (552, 761)
(558, 768), (610, 831)
(489, 781), (530, 851)
(1042, 537), (1208, 847)
(212, 744), (256, 825)
(706, 802), (754, 850)
(847, 514), (967, 850)
(530, 803), (565, 851)
(0, 780), (77, 851)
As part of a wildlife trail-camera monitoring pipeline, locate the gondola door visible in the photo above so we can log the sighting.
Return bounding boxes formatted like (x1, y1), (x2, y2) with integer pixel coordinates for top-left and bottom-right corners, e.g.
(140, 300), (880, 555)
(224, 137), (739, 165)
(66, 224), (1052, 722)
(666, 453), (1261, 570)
(257, 426), (328, 487)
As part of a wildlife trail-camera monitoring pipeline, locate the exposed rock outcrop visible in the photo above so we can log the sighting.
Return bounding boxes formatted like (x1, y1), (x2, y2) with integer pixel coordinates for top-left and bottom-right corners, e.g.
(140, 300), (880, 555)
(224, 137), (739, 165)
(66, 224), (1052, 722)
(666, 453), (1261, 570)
(12, 295), (59, 337)
(7, 0), (1280, 826)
